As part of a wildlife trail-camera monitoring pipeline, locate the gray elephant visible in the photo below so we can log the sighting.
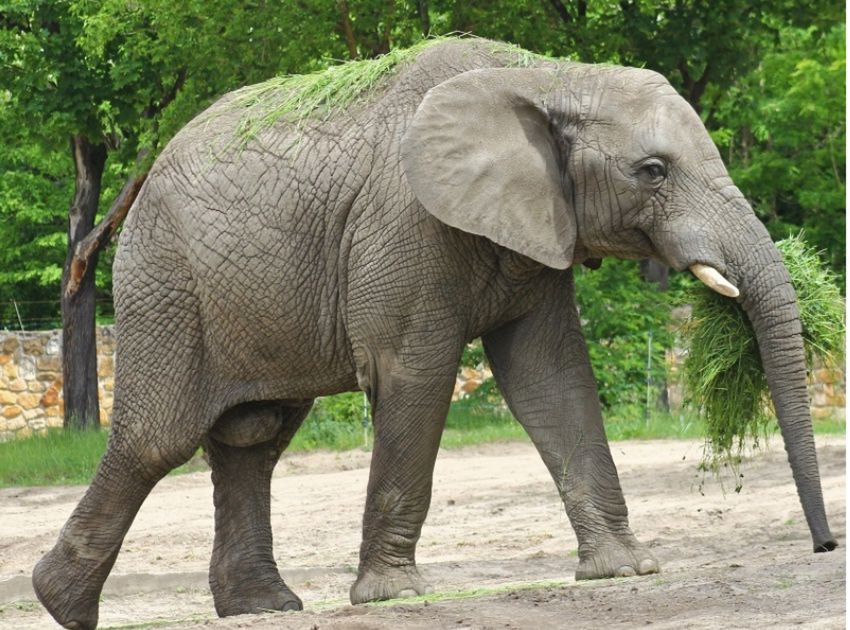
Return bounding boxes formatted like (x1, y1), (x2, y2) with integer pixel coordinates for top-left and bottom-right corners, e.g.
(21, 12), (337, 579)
(33, 38), (836, 629)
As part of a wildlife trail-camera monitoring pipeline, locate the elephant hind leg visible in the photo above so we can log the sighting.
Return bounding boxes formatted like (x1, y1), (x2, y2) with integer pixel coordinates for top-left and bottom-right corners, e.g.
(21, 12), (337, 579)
(34, 264), (213, 630)
(32, 380), (212, 630)
(206, 400), (311, 617)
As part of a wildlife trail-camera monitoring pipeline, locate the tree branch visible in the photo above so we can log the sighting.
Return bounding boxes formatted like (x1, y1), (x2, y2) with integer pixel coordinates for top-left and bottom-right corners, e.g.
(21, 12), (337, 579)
(143, 68), (187, 120)
(65, 169), (148, 298)
(547, 0), (573, 23)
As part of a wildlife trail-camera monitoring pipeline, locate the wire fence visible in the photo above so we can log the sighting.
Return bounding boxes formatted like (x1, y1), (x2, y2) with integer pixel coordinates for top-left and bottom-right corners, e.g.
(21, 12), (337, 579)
(0, 298), (115, 331)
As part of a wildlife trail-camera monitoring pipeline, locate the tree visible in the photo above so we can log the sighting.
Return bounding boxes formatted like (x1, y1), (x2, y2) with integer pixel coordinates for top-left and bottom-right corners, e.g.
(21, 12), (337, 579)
(0, 0), (343, 428)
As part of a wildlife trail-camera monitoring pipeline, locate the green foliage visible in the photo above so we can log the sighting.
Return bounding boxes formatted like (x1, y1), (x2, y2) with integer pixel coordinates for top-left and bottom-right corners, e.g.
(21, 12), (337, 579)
(574, 260), (673, 409)
(309, 392), (369, 425)
(681, 233), (844, 462)
(709, 25), (846, 277)
(289, 392), (369, 452)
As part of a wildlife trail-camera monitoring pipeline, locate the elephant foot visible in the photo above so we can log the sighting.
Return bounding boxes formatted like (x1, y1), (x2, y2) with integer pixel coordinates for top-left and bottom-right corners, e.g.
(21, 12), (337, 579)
(575, 535), (659, 580)
(211, 573), (303, 617)
(33, 538), (109, 630)
(350, 564), (433, 604)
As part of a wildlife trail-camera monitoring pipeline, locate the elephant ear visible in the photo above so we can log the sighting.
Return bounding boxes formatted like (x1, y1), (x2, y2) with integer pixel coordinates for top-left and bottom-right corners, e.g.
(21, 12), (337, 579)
(401, 67), (576, 269)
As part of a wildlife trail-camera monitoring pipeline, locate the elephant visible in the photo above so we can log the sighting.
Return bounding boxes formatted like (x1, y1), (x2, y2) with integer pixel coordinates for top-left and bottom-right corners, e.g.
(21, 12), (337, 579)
(33, 38), (837, 629)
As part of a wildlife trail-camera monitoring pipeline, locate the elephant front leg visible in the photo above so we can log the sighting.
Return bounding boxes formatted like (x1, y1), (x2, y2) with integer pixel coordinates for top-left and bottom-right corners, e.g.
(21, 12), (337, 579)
(482, 273), (659, 581)
(204, 401), (310, 616)
(349, 360), (457, 604)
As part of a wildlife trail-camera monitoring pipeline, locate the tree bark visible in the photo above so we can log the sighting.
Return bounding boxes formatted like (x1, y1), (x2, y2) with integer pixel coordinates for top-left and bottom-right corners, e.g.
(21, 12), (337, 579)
(61, 135), (107, 430)
(337, 0), (358, 60)
(416, 0), (430, 36)
(65, 170), (147, 298)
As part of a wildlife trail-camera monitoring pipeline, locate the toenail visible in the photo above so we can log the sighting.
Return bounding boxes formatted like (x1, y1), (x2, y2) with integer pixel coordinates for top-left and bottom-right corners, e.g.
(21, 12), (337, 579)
(616, 565), (636, 577)
(639, 559), (658, 574)
(396, 589), (418, 598)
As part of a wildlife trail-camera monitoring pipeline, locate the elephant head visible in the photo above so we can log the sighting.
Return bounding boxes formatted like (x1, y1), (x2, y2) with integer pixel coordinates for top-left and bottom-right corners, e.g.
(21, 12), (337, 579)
(401, 66), (837, 553)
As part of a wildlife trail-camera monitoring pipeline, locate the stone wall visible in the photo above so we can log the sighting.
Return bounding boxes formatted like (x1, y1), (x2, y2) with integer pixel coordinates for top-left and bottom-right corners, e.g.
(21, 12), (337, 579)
(0, 327), (115, 441)
(0, 326), (843, 441)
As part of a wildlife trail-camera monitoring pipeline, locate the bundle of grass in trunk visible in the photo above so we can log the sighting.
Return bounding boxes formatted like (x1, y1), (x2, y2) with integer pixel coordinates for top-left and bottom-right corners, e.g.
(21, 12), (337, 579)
(681, 233), (844, 470)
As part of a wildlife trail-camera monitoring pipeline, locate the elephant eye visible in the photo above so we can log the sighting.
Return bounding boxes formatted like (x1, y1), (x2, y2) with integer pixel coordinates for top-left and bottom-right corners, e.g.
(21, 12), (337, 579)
(638, 159), (667, 183)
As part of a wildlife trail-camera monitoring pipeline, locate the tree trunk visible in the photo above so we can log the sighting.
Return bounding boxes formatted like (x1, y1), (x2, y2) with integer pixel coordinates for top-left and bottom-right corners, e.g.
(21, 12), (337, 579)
(337, 0), (358, 60)
(416, 0), (430, 36)
(61, 135), (107, 430)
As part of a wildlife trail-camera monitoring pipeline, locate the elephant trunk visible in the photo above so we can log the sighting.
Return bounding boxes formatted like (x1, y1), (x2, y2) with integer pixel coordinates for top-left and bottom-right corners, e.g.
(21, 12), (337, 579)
(726, 215), (837, 553)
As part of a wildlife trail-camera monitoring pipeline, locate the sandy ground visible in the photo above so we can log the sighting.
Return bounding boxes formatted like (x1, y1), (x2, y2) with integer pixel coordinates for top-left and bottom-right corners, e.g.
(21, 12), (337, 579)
(0, 435), (844, 629)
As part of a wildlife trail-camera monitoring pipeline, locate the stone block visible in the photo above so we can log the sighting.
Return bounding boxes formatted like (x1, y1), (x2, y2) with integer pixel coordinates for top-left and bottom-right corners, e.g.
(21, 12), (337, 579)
(2, 337), (20, 353)
(37, 371), (60, 383)
(47, 415), (63, 428)
(103, 378), (114, 392)
(36, 356), (61, 372)
(19, 356), (37, 380)
(461, 379), (481, 393)
(98, 356), (114, 378)
(4, 363), (17, 380)
(814, 368), (841, 385)
(16, 426), (32, 439)
(0, 390), (16, 405)
(2, 405), (22, 419)
(45, 406), (62, 421)
(7, 379), (26, 392)
(5, 413), (25, 431)
(30, 417), (46, 431)
(0, 354), (11, 365)
(27, 381), (45, 393)
(41, 386), (60, 407)
(17, 392), (39, 410)
(826, 392), (845, 407)
(23, 338), (45, 356)
(45, 333), (61, 355)
(460, 366), (479, 380)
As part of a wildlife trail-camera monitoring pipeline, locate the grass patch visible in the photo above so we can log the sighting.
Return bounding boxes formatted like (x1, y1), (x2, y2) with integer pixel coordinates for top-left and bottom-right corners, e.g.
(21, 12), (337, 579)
(0, 429), (204, 488)
(0, 428), (108, 487)
(0, 392), (840, 488)
(680, 233), (845, 467)
(441, 399), (528, 448)
(604, 405), (705, 441)
(288, 415), (366, 452)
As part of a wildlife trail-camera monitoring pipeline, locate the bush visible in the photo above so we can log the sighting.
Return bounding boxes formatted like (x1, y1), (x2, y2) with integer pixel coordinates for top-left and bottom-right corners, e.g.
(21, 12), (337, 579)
(574, 259), (673, 410)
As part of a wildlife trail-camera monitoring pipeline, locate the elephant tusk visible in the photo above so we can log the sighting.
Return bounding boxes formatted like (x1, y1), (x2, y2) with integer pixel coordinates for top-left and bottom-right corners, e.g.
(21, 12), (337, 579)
(690, 263), (740, 298)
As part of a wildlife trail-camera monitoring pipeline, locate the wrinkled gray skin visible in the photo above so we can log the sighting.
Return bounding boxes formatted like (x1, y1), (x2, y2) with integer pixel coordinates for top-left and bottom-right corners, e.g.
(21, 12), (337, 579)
(34, 40), (836, 629)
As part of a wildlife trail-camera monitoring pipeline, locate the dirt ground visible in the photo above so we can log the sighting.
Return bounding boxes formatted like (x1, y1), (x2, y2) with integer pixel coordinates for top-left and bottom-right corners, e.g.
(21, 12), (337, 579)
(0, 435), (844, 629)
